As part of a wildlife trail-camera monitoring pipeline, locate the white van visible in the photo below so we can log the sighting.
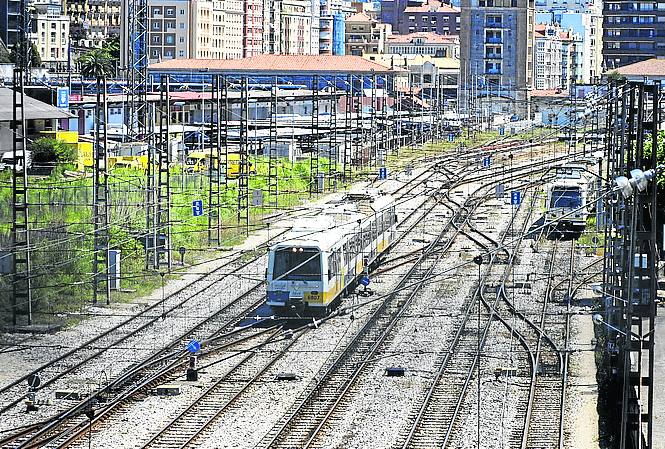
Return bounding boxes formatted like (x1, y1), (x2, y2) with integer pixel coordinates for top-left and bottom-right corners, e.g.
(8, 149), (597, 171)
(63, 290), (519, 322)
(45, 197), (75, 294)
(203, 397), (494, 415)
(0, 150), (32, 171)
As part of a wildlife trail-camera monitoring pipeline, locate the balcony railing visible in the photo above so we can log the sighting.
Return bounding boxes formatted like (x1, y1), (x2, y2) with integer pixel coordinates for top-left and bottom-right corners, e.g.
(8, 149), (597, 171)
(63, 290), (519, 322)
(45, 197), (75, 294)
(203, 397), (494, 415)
(485, 37), (502, 44)
(485, 52), (502, 59)
(485, 20), (502, 28)
(486, 68), (501, 74)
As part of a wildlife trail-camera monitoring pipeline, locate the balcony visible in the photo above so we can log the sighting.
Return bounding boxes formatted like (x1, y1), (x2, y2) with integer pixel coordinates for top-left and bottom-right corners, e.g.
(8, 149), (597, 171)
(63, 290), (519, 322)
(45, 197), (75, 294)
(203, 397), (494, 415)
(485, 52), (502, 59)
(485, 20), (502, 28)
(486, 68), (501, 74)
(485, 37), (502, 44)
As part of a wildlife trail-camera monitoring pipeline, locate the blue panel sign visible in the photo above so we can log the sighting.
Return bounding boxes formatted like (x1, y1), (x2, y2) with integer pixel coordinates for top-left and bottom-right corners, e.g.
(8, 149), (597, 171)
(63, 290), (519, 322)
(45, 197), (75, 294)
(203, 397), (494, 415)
(187, 339), (201, 353)
(499, 127), (505, 136)
(448, 133), (455, 142)
(482, 156), (491, 168)
(192, 199), (203, 217)
(378, 167), (387, 180)
(56, 87), (69, 109)
(511, 191), (521, 206)
(360, 276), (370, 286)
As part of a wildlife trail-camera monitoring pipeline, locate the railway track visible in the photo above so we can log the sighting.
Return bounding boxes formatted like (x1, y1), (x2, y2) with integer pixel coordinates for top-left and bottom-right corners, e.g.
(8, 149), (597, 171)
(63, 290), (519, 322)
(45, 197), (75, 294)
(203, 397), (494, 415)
(0, 135), (573, 449)
(396, 175), (540, 449)
(254, 151), (563, 449)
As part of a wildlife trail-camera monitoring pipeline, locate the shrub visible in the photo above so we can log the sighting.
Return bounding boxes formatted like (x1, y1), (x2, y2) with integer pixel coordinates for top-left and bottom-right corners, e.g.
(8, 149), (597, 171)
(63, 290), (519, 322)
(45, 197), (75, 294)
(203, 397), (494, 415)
(29, 138), (77, 164)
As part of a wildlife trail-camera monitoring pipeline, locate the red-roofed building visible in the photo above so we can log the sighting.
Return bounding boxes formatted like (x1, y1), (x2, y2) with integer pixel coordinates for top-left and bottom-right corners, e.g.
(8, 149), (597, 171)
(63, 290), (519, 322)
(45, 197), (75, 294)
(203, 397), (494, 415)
(614, 58), (665, 82)
(148, 54), (396, 75)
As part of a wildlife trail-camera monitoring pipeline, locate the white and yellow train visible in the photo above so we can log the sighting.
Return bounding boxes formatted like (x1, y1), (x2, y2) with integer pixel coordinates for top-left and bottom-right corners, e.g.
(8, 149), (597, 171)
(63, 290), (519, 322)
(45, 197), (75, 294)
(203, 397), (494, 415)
(266, 189), (397, 316)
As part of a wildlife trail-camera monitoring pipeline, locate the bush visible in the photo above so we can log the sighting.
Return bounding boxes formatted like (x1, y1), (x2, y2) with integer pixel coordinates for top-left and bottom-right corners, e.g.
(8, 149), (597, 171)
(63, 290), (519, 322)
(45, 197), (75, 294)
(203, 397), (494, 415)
(29, 138), (77, 164)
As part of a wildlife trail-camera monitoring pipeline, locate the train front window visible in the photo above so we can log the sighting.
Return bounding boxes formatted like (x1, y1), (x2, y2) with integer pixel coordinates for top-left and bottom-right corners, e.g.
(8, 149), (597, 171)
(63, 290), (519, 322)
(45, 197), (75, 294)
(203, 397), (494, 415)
(550, 189), (582, 209)
(273, 248), (321, 281)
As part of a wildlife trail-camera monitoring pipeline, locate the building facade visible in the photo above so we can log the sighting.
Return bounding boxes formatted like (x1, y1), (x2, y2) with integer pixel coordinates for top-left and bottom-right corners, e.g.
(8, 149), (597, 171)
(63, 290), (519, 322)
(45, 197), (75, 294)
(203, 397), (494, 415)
(30, 0), (71, 72)
(319, 0), (352, 54)
(66, 0), (122, 48)
(0, 0), (21, 47)
(265, 0), (319, 55)
(345, 11), (392, 56)
(386, 31), (459, 57)
(460, 0), (535, 117)
(381, 0), (460, 35)
(535, 0), (602, 83)
(602, 0), (665, 69)
(243, 0), (264, 56)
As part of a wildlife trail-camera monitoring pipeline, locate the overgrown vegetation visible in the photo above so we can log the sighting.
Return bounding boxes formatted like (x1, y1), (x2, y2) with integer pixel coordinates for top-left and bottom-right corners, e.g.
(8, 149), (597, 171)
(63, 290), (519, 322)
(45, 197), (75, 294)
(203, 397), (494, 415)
(29, 138), (78, 165)
(0, 157), (338, 324)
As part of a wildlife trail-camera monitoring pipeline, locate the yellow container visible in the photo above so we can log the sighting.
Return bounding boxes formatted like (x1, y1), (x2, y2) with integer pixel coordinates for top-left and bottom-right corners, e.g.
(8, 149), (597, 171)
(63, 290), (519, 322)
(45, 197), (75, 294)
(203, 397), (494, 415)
(40, 130), (80, 144)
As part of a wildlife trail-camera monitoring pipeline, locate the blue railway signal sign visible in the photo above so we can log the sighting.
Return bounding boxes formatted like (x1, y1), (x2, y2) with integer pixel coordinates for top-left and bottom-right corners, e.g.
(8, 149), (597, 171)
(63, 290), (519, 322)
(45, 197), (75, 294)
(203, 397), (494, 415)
(192, 199), (203, 217)
(187, 339), (201, 353)
(511, 191), (521, 206)
(378, 167), (387, 180)
(482, 156), (491, 168)
(448, 133), (455, 142)
(360, 276), (370, 286)
(499, 127), (505, 136)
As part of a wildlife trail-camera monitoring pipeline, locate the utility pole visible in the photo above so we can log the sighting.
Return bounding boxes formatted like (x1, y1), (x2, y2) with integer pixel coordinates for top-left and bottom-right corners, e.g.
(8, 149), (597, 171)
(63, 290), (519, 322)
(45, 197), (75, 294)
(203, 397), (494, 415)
(237, 76), (249, 234)
(92, 76), (110, 305)
(11, 0), (32, 325)
(268, 76), (279, 207)
(327, 76), (338, 191)
(208, 75), (222, 245)
(154, 77), (171, 270)
(343, 74), (353, 181)
(11, 67), (32, 326)
(309, 74), (320, 196)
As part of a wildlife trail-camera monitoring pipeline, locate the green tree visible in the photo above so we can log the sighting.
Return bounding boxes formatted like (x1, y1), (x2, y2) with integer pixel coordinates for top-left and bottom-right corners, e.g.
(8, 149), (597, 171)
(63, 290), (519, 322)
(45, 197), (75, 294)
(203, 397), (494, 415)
(10, 39), (41, 67)
(78, 48), (114, 79)
(103, 36), (120, 60)
(643, 130), (665, 187)
(29, 138), (77, 164)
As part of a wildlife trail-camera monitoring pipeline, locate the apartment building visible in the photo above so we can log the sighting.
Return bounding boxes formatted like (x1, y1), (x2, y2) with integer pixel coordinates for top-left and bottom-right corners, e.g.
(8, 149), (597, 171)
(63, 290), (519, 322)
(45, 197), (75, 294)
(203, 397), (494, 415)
(65, 0), (122, 48)
(381, 0), (460, 35)
(243, 0), (263, 56)
(345, 11), (392, 56)
(267, 0), (318, 55)
(0, 0), (21, 47)
(535, 0), (602, 84)
(603, 0), (665, 68)
(319, 0), (352, 54)
(460, 0), (535, 117)
(30, 0), (71, 72)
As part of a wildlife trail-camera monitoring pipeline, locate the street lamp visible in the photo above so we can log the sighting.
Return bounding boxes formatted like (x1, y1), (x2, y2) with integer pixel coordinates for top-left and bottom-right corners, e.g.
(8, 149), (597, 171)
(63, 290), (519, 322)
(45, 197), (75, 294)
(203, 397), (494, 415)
(613, 168), (657, 199)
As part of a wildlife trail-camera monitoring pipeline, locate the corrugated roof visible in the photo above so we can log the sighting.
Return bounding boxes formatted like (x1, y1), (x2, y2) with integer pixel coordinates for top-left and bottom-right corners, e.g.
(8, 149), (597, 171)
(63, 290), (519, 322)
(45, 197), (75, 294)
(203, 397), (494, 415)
(616, 58), (665, 77)
(0, 88), (73, 122)
(148, 55), (395, 74)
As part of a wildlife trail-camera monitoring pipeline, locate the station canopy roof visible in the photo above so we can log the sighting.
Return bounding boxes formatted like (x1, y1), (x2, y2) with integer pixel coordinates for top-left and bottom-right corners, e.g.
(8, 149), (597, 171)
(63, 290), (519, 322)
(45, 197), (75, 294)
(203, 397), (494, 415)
(0, 88), (72, 122)
(148, 54), (396, 75)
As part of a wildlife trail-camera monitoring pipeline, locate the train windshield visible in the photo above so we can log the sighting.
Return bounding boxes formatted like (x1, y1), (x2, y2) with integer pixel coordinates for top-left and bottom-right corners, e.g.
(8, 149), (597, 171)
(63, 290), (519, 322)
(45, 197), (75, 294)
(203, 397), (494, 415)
(550, 188), (582, 209)
(272, 248), (321, 281)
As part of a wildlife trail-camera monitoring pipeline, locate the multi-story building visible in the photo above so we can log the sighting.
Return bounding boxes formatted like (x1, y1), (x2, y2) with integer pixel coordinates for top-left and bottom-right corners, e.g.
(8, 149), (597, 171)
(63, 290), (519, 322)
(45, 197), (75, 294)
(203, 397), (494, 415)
(66, 0), (122, 48)
(535, 0), (602, 83)
(30, 0), (71, 72)
(319, 0), (352, 54)
(243, 0), (263, 56)
(381, 0), (460, 35)
(460, 0), (535, 118)
(603, 0), (665, 69)
(223, 0), (243, 58)
(345, 11), (392, 56)
(265, 0), (319, 55)
(386, 31), (459, 57)
(0, 0), (21, 47)
(534, 23), (564, 89)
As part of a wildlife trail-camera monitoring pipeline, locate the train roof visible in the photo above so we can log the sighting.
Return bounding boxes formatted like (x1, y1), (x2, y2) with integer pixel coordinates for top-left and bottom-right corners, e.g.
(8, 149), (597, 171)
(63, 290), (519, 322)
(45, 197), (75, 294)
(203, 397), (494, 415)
(271, 189), (394, 251)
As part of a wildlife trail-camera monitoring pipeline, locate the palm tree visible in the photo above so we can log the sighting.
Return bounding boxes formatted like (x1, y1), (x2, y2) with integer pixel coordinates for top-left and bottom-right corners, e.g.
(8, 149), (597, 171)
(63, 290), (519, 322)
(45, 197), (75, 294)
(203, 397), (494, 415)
(78, 48), (114, 79)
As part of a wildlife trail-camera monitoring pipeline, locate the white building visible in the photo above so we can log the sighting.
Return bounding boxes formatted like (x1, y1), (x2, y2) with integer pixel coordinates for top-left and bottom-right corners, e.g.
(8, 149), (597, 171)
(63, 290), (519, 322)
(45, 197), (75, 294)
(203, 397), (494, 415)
(535, 0), (603, 84)
(30, 0), (70, 73)
(385, 32), (459, 58)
